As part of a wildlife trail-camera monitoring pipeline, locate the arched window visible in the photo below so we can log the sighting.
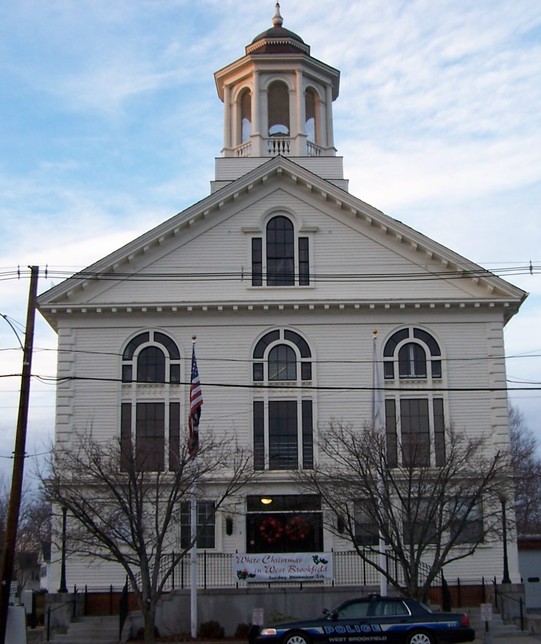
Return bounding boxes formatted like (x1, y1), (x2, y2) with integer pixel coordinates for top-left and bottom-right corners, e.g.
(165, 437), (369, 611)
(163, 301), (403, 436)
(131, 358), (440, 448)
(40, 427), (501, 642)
(121, 331), (182, 472)
(268, 345), (297, 380)
(137, 346), (166, 382)
(240, 89), (252, 144)
(398, 343), (427, 379)
(383, 327), (441, 380)
(252, 330), (313, 471)
(268, 81), (290, 136)
(122, 331), (181, 383)
(305, 88), (317, 143)
(382, 327), (445, 468)
(251, 214), (310, 287)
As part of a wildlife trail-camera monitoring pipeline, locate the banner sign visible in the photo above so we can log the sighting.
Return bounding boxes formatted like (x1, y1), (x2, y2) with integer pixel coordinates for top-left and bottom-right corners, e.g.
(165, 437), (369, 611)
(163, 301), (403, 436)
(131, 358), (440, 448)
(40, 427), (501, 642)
(234, 552), (333, 582)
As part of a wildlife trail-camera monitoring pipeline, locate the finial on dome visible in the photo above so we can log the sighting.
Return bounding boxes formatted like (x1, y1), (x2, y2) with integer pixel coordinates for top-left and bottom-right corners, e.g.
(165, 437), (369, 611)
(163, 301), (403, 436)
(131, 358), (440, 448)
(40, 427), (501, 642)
(272, 2), (283, 28)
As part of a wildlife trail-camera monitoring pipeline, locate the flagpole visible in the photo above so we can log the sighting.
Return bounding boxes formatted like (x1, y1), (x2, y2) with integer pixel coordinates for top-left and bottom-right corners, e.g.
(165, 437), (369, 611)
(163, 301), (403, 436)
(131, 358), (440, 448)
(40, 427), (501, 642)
(372, 329), (388, 596)
(190, 463), (198, 638)
(189, 336), (201, 639)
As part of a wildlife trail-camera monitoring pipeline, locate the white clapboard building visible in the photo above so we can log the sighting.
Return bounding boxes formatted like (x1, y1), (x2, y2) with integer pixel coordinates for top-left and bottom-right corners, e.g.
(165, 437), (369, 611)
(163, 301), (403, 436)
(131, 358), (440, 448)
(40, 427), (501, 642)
(39, 4), (526, 592)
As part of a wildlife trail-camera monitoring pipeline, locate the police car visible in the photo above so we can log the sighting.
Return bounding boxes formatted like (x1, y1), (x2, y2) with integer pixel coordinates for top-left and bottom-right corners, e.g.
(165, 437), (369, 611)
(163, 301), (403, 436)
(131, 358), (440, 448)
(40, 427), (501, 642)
(252, 595), (475, 644)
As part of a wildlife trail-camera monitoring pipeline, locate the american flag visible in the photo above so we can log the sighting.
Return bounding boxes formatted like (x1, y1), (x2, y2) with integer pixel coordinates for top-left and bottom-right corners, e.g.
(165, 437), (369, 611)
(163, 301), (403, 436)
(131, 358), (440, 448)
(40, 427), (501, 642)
(189, 344), (203, 457)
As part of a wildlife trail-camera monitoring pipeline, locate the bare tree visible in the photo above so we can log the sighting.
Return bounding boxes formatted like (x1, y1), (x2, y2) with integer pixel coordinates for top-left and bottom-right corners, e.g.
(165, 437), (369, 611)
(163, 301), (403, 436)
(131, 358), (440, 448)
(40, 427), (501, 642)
(509, 405), (541, 535)
(298, 422), (508, 600)
(0, 475), (51, 594)
(43, 431), (255, 643)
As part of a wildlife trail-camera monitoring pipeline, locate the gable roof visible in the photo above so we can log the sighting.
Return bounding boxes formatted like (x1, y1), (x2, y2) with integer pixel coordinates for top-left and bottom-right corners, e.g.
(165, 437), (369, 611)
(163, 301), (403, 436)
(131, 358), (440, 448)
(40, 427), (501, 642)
(38, 155), (527, 328)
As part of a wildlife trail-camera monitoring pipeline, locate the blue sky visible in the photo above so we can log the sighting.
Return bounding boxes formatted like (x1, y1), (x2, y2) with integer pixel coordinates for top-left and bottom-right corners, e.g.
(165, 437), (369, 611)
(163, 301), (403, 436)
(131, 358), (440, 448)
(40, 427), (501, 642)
(1, 0), (540, 479)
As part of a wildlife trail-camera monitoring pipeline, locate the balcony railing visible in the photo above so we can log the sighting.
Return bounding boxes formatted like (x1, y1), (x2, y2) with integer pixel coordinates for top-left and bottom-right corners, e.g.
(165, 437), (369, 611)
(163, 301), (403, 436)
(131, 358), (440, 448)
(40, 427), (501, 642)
(228, 137), (327, 159)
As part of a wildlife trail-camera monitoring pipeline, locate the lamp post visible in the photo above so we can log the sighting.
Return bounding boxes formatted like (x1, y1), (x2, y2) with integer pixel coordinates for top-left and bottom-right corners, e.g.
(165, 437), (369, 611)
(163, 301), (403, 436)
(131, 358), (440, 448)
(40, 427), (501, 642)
(501, 495), (511, 584)
(58, 507), (68, 593)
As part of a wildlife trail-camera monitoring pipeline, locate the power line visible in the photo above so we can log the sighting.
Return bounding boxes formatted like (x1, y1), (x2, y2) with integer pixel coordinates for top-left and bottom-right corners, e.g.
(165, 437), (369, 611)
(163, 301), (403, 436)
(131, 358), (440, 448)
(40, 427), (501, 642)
(0, 264), (540, 284)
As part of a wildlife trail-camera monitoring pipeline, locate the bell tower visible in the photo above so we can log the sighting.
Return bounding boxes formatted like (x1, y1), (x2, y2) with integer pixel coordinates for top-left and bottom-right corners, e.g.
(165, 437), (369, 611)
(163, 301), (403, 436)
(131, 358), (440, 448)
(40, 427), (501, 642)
(213, 3), (347, 191)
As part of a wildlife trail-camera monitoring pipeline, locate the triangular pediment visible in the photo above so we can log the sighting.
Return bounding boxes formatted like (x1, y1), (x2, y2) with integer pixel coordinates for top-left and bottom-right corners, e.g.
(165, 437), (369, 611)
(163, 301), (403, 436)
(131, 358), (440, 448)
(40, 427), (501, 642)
(38, 156), (526, 329)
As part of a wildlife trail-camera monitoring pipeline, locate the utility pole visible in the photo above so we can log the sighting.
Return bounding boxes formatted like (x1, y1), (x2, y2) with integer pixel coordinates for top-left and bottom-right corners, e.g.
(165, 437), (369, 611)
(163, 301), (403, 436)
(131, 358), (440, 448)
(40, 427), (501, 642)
(0, 266), (39, 643)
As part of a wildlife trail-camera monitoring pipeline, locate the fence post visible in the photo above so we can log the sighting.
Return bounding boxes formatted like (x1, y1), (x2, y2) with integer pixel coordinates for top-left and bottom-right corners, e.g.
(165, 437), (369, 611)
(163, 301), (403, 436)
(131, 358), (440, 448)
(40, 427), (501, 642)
(73, 585), (78, 620)
(46, 606), (51, 642)
(204, 550), (207, 590)
(109, 584), (113, 615)
(493, 577), (498, 611)
(172, 551), (176, 590)
(456, 578), (461, 608)
(482, 577), (486, 603)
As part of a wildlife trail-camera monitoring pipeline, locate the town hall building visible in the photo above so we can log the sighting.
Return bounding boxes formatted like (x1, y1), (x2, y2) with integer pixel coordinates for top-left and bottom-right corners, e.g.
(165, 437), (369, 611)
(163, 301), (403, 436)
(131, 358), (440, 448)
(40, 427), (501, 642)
(38, 3), (526, 601)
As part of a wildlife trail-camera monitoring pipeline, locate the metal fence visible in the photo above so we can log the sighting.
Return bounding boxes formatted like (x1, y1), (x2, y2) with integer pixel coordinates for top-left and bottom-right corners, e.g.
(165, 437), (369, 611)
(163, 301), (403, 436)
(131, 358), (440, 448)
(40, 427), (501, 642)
(156, 550), (420, 592)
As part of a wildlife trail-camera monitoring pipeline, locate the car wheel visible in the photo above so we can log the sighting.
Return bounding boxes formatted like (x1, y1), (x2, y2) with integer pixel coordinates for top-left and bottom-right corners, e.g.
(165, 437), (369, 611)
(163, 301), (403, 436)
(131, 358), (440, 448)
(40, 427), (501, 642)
(282, 631), (312, 644)
(406, 630), (435, 644)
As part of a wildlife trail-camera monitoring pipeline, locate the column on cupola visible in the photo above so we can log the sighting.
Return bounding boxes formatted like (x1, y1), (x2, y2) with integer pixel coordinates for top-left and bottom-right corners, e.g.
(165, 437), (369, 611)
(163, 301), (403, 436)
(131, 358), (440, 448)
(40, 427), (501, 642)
(295, 69), (307, 156)
(258, 78), (269, 157)
(325, 82), (334, 150)
(223, 83), (232, 151)
(251, 70), (262, 156)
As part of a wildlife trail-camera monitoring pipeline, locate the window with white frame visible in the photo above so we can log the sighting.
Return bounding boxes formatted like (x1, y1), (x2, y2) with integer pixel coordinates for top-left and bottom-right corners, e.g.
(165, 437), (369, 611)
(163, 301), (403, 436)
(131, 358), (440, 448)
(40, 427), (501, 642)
(252, 329), (314, 470)
(180, 501), (216, 549)
(120, 331), (182, 471)
(402, 498), (438, 546)
(251, 214), (310, 286)
(449, 497), (484, 544)
(353, 500), (379, 547)
(383, 328), (446, 467)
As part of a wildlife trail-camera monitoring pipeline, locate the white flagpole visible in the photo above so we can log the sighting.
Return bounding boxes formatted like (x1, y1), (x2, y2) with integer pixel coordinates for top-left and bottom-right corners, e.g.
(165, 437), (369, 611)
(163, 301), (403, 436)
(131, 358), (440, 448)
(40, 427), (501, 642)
(190, 337), (199, 639)
(372, 329), (387, 596)
(190, 467), (198, 638)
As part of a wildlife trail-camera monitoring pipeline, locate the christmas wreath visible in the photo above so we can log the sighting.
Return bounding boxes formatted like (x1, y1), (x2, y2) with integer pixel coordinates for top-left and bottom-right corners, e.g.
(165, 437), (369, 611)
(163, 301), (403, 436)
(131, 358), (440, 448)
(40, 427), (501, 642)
(285, 515), (310, 542)
(259, 516), (283, 544)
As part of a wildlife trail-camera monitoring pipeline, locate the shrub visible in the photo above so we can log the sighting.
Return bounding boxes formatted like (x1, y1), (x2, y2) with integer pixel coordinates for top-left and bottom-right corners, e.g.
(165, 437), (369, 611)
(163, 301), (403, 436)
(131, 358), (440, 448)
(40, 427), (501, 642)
(199, 620), (225, 639)
(235, 623), (252, 638)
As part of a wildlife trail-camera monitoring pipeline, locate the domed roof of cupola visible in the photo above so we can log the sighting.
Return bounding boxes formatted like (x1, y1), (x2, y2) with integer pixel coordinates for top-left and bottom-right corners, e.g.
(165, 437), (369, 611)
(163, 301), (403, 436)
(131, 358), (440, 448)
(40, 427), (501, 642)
(246, 3), (310, 55)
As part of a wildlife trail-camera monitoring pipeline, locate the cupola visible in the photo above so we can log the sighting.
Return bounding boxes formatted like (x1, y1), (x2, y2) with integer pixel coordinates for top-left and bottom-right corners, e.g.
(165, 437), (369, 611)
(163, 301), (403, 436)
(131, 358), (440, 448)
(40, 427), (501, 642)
(212, 3), (347, 192)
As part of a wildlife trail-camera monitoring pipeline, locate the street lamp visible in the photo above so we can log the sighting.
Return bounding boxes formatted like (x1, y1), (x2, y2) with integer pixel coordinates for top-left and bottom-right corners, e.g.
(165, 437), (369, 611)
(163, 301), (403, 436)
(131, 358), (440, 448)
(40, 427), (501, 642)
(500, 495), (511, 584)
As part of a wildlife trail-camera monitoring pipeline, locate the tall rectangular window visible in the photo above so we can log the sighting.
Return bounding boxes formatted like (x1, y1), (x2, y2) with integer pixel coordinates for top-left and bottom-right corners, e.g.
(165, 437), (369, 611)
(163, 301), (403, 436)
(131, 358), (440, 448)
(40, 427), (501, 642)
(302, 400), (313, 469)
(401, 399), (430, 467)
(385, 397), (445, 468)
(253, 400), (313, 471)
(269, 400), (298, 469)
(253, 401), (265, 471)
(252, 238), (262, 286)
(298, 237), (310, 285)
(385, 399), (398, 467)
(169, 402), (180, 470)
(433, 398), (445, 466)
(136, 402), (165, 471)
(120, 403), (132, 471)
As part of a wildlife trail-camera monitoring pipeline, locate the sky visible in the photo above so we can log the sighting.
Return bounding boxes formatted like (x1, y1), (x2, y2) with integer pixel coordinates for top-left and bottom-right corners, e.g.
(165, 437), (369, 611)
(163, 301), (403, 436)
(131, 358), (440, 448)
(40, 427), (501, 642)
(0, 0), (540, 481)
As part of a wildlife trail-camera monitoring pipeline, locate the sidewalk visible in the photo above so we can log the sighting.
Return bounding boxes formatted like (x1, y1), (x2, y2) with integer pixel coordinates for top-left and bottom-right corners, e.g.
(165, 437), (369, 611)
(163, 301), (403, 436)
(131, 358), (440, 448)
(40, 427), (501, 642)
(474, 633), (541, 643)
